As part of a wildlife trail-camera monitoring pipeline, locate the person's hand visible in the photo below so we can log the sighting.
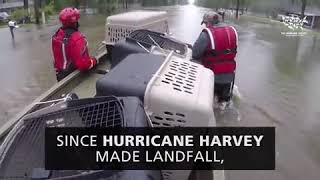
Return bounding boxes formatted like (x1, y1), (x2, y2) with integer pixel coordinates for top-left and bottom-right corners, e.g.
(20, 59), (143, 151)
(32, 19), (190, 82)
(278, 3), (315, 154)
(94, 57), (99, 64)
(90, 57), (98, 69)
(186, 43), (193, 49)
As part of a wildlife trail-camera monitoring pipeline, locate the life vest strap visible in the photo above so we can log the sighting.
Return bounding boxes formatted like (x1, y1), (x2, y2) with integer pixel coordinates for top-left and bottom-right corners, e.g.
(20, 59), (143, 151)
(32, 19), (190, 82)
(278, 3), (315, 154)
(61, 27), (77, 70)
(209, 48), (237, 56)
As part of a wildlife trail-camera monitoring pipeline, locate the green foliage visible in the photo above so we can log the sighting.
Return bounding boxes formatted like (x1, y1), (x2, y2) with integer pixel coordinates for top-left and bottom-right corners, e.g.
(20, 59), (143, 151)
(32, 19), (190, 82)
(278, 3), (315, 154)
(10, 9), (29, 21)
(142, 0), (179, 6)
(54, 0), (74, 11)
(42, 1), (56, 16)
(96, 0), (120, 14)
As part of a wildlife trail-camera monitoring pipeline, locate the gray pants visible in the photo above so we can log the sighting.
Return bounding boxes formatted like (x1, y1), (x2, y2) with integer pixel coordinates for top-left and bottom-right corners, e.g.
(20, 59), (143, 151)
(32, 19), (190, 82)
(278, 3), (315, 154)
(214, 73), (235, 103)
(9, 27), (14, 39)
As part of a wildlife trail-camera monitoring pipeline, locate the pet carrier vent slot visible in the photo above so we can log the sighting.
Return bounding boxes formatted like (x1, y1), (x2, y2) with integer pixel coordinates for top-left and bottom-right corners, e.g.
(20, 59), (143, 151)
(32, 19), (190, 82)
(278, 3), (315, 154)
(176, 113), (185, 117)
(164, 111), (174, 115)
(154, 116), (163, 120)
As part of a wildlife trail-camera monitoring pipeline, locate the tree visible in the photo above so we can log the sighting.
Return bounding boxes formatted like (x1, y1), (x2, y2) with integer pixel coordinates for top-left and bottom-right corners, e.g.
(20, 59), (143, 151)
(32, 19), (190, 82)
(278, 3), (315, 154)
(34, 0), (40, 24)
(24, 0), (29, 9)
(301, 0), (306, 17)
(291, 0), (308, 18)
(235, 0), (240, 18)
(74, 0), (80, 8)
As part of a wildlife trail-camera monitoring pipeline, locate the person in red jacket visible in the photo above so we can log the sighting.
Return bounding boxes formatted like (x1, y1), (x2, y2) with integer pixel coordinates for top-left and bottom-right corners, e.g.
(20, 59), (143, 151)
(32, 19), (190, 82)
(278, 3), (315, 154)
(192, 12), (238, 106)
(52, 7), (97, 81)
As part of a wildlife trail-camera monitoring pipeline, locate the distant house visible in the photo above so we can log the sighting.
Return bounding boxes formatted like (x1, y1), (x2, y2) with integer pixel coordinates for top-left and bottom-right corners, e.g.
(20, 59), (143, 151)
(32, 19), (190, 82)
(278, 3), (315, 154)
(281, 11), (320, 30)
(0, 0), (32, 12)
(292, 12), (320, 29)
(304, 13), (320, 29)
(280, 7), (320, 30)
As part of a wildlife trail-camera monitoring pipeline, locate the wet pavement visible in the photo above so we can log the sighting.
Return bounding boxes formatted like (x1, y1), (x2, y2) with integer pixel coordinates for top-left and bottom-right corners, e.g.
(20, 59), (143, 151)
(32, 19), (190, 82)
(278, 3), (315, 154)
(0, 4), (320, 180)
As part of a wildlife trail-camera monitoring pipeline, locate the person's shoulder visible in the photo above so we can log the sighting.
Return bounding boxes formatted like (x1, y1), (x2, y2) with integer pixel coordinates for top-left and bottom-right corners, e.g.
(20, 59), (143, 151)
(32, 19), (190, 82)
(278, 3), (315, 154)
(200, 31), (209, 37)
(70, 31), (85, 40)
(200, 29), (210, 37)
(67, 31), (82, 43)
(217, 23), (237, 29)
(69, 31), (87, 45)
(53, 28), (64, 37)
(196, 31), (209, 43)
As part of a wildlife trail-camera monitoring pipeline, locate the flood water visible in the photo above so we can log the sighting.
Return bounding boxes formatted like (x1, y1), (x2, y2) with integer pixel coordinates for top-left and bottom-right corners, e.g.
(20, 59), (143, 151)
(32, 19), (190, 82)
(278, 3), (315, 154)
(0, 3), (320, 180)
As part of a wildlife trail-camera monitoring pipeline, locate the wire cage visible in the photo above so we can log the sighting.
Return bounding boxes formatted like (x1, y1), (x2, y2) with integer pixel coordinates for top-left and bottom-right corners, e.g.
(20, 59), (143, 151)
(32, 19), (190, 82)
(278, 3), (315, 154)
(0, 96), (156, 179)
(126, 30), (188, 56)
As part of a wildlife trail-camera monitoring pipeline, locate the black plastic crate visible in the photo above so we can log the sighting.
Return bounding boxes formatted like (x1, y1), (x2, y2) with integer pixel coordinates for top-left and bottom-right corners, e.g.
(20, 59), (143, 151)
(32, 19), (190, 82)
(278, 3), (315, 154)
(96, 54), (165, 100)
(110, 30), (187, 70)
(0, 96), (159, 180)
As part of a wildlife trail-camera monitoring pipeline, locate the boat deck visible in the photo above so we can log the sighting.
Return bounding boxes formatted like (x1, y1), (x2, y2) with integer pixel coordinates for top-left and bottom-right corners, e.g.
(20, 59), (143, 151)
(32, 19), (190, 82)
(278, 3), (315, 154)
(69, 60), (111, 98)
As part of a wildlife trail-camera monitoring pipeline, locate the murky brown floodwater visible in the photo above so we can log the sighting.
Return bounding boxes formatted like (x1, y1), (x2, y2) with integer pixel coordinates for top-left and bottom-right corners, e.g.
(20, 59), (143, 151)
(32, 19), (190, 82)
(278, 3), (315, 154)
(0, 4), (320, 180)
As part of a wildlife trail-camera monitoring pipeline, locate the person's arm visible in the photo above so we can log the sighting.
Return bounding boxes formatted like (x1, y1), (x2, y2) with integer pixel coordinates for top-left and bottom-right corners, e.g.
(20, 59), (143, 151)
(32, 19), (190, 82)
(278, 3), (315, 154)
(192, 32), (210, 60)
(68, 37), (97, 71)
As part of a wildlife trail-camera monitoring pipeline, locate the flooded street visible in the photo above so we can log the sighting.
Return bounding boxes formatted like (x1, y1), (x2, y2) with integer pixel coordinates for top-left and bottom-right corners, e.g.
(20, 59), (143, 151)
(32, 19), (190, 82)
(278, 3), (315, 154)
(0, 3), (320, 180)
(158, 5), (320, 179)
(0, 24), (57, 126)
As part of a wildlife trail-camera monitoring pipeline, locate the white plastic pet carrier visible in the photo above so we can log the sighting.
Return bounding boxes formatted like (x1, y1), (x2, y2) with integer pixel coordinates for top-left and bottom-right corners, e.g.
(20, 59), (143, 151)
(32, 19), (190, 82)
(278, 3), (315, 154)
(144, 50), (216, 180)
(145, 50), (216, 128)
(105, 11), (169, 45)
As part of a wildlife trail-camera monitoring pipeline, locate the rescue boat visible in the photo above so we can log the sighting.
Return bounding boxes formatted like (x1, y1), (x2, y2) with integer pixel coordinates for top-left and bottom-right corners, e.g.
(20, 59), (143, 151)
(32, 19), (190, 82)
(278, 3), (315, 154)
(0, 10), (226, 180)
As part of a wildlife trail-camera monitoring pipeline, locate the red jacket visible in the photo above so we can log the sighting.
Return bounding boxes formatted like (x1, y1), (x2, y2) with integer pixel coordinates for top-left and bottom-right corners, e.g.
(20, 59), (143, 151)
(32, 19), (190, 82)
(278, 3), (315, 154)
(201, 26), (238, 74)
(52, 28), (96, 72)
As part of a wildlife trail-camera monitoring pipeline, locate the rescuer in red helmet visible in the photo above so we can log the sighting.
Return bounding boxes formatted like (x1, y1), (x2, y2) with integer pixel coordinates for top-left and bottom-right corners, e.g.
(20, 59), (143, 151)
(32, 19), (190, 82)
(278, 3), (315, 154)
(52, 7), (97, 81)
(192, 12), (238, 107)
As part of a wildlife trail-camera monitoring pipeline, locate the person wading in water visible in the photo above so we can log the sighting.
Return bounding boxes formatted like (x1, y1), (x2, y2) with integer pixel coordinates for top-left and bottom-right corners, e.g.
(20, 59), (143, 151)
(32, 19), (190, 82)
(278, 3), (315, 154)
(52, 7), (97, 81)
(192, 12), (238, 109)
(8, 19), (18, 39)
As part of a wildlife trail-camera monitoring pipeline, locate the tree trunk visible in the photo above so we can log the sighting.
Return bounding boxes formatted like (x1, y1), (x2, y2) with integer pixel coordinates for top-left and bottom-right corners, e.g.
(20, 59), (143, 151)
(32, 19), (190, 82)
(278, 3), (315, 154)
(74, 0), (80, 8)
(236, 0), (240, 19)
(301, 0), (307, 18)
(34, 0), (40, 24)
(23, 0), (28, 9)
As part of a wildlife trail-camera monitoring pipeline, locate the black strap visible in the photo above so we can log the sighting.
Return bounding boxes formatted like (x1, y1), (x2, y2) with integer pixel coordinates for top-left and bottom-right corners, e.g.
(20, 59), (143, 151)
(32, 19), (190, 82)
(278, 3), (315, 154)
(62, 27), (77, 44)
(210, 48), (237, 56)
(61, 27), (77, 72)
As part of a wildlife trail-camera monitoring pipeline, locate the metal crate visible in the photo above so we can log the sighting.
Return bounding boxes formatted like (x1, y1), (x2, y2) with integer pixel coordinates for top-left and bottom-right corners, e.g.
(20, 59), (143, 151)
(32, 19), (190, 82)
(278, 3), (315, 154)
(144, 51), (216, 180)
(0, 96), (155, 179)
(127, 29), (188, 56)
(105, 11), (169, 45)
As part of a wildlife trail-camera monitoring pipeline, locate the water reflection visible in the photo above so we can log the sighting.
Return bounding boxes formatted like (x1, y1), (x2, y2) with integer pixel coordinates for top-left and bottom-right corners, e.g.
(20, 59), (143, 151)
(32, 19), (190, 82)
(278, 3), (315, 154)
(11, 39), (16, 49)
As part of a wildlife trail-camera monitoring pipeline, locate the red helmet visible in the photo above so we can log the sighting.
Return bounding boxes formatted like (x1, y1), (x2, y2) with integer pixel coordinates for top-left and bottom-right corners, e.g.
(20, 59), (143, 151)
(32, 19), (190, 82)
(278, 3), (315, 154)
(59, 7), (80, 26)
